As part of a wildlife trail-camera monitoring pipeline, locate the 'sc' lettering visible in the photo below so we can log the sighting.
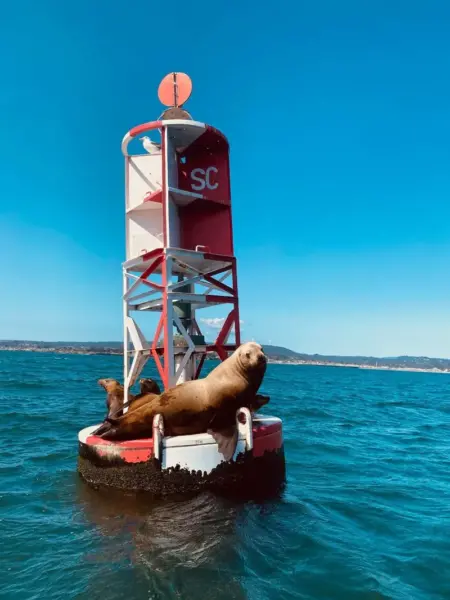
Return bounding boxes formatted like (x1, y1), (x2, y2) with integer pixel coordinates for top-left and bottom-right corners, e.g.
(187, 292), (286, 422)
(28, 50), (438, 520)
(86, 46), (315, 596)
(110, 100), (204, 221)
(190, 166), (219, 191)
(205, 166), (218, 190)
(190, 168), (205, 191)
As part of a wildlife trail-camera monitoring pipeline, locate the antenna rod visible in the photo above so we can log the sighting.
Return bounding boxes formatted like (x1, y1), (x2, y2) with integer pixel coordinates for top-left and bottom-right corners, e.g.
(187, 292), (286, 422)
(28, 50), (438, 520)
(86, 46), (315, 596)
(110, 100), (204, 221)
(173, 72), (179, 107)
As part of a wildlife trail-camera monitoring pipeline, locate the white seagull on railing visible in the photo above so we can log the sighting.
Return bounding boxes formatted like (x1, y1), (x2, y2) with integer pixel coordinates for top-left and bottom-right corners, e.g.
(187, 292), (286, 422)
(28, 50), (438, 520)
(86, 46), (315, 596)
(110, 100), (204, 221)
(139, 136), (161, 154)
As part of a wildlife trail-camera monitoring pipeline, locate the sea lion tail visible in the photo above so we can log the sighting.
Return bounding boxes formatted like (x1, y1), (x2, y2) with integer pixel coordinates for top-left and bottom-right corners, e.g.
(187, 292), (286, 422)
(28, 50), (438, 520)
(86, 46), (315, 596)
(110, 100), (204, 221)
(207, 426), (239, 462)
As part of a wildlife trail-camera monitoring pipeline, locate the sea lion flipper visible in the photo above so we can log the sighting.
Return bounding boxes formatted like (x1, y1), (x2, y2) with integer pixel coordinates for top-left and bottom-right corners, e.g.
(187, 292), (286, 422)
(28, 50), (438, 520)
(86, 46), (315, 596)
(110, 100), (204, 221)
(207, 426), (238, 462)
(92, 417), (117, 437)
(98, 427), (119, 440)
(92, 423), (109, 436)
(251, 393), (270, 412)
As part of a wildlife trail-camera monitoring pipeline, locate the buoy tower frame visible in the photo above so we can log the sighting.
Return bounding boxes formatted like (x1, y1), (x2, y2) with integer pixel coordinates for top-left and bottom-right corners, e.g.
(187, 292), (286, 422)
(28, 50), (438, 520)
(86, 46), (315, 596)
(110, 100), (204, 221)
(121, 74), (241, 402)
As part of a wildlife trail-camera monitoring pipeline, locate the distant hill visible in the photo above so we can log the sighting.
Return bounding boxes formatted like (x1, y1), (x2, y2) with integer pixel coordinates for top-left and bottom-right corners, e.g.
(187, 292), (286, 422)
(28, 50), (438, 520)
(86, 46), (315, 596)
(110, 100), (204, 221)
(263, 348), (450, 371)
(0, 340), (449, 371)
(260, 345), (302, 358)
(247, 345), (450, 371)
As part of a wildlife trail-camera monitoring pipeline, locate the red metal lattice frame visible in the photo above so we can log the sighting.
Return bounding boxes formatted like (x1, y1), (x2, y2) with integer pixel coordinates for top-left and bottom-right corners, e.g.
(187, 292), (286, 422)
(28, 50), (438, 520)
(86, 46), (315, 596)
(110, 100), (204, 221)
(124, 116), (240, 389)
(126, 253), (240, 388)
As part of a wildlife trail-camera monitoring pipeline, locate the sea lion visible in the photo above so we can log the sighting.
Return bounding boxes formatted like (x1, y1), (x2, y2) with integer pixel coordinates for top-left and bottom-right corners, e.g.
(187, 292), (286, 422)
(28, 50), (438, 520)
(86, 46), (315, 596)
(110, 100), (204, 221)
(99, 377), (162, 419)
(249, 394), (270, 413)
(139, 378), (161, 396)
(208, 392), (271, 459)
(124, 377), (162, 413)
(98, 378), (126, 419)
(94, 342), (267, 461)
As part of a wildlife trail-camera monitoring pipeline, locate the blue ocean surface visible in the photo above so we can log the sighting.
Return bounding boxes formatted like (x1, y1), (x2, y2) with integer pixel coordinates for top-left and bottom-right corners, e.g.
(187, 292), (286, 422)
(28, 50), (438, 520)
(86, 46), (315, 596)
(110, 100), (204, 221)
(1, 350), (450, 599)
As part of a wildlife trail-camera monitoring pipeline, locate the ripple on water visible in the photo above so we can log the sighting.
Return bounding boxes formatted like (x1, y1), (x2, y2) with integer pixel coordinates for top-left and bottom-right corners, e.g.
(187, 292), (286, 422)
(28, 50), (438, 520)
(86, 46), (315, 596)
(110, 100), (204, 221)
(1, 354), (450, 599)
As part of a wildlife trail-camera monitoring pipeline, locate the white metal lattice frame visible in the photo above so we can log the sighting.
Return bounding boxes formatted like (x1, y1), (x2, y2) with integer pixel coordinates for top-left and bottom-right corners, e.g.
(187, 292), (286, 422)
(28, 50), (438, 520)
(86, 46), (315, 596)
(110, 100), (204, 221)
(122, 249), (237, 390)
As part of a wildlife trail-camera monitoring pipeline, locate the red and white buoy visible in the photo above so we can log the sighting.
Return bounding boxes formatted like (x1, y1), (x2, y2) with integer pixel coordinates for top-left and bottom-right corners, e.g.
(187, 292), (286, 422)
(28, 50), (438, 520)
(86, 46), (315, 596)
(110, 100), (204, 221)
(77, 73), (285, 497)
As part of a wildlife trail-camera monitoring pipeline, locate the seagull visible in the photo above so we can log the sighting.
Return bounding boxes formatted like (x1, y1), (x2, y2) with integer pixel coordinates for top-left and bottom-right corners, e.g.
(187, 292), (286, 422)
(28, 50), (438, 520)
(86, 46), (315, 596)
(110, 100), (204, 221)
(139, 136), (161, 154)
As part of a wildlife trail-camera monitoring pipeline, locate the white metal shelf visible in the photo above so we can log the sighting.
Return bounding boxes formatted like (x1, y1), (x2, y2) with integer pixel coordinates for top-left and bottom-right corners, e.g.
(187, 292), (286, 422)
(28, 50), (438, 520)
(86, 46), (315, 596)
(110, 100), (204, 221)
(126, 187), (204, 214)
(124, 247), (234, 275)
(130, 292), (236, 312)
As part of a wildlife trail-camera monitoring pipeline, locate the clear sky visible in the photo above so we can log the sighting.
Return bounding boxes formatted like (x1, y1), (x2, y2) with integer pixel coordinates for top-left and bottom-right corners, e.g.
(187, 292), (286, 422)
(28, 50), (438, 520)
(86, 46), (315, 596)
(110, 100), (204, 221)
(1, 0), (450, 357)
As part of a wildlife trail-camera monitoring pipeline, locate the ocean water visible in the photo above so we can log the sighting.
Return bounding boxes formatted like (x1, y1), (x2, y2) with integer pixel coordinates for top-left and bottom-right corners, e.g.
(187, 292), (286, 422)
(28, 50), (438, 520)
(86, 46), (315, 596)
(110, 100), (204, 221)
(1, 351), (450, 599)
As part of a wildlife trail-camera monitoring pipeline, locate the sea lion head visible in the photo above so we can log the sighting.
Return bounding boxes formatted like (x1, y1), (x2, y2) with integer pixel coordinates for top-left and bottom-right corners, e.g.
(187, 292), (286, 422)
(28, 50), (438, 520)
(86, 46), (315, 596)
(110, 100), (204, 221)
(98, 378), (125, 418)
(139, 378), (161, 395)
(98, 378), (123, 393)
(235, 342), (267, 373)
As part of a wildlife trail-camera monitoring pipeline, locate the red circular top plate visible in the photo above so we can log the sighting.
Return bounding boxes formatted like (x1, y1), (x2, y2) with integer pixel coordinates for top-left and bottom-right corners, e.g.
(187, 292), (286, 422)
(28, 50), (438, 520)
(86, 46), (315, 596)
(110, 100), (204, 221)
(158, 72), (192, 107)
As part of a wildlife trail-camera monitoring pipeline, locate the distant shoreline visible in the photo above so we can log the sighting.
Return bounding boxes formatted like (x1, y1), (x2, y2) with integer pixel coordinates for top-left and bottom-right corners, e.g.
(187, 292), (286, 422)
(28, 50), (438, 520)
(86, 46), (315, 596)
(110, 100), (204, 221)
(0, 346), (121, 356)
(269, 359), (450, 374)
(1, 344), (449, 374)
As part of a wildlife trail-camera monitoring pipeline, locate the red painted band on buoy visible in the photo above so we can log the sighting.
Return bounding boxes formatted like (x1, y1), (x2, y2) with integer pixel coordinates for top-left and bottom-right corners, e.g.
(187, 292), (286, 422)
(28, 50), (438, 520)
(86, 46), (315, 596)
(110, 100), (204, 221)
(83, 435), (155, 464)
(81, 418), (282, 465)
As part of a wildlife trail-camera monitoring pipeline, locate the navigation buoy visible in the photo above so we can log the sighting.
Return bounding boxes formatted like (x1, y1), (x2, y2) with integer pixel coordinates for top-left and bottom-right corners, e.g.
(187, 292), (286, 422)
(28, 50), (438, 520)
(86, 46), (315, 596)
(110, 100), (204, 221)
(77, 73), (286, 497)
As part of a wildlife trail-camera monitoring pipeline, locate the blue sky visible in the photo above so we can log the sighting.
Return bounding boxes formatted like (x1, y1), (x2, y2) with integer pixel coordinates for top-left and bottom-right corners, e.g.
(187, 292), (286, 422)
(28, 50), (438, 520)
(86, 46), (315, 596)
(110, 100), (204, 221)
(1, 0), (450, 357)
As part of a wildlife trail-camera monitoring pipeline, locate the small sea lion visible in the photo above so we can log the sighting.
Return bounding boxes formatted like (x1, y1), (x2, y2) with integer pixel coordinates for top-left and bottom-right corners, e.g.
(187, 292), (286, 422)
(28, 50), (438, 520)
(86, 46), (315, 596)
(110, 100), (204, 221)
(99, 377), (162, 419)
(125, 378), (162, 413)
(98, 378), (126, 419)
(137, 378), (161, 397)
(94, 342), (267, 461)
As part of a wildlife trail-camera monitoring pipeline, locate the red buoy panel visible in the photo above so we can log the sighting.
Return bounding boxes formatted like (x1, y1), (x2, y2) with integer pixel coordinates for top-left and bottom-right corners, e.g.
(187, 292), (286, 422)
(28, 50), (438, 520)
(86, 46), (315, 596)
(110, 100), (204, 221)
(177, 128), (233, 256)
(177, 128), (231, 205)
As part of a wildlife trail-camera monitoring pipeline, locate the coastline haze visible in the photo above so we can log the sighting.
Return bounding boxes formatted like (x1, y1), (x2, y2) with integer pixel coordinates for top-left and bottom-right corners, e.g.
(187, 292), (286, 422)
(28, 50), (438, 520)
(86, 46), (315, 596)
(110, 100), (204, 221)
(1, 340), (450, 373)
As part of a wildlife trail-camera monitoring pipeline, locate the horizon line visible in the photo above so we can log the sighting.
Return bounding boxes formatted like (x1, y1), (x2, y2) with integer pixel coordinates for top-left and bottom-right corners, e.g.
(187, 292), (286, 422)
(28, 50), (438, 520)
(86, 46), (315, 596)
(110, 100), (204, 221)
(0, 339), (448, 361)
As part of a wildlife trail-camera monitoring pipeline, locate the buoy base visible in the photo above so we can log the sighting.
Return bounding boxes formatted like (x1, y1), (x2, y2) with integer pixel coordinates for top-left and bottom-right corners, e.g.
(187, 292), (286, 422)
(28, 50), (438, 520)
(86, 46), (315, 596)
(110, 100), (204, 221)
(77, 415), (286, 499)
(78, 447), (285, 499)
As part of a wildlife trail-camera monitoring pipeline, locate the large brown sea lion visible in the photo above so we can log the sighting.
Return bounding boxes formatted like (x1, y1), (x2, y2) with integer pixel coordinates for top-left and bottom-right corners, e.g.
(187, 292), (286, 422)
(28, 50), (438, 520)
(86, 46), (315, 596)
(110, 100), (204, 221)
(99, 377), (161, 419)
(94, 342), (267, 460)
